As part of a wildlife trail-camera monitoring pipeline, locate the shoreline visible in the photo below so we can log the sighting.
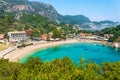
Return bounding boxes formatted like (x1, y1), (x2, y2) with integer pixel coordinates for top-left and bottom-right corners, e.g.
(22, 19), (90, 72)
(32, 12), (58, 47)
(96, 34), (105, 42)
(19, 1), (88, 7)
(3, 39), (110, 62)
(4, 39), (79, 62)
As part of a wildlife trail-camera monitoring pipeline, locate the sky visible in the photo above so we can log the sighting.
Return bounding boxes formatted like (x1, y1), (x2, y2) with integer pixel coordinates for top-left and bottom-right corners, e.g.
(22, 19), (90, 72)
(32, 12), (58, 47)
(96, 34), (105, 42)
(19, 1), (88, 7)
(29, 0), (120, 22)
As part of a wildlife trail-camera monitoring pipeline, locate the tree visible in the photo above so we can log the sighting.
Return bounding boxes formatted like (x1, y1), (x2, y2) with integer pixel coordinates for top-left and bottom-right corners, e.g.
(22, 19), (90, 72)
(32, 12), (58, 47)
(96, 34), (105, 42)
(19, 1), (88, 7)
(115, 37), (120, 42)
(52, 28), (62, 39)
(0, 57), (120, 79)
(108, 36), (118, 42)
(30, 29), (41, 38)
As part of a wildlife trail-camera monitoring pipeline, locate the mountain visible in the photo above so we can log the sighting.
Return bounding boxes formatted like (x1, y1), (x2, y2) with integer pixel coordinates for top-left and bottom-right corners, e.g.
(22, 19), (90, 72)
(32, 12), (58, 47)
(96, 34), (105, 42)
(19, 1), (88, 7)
(0, 0), (90, 24)
(79, 20), (119, 31)
(0, 0), (59, 20)
(93, 20), (118, 30)
(58, 15), (91, 25)
(0, 0), (119, 30)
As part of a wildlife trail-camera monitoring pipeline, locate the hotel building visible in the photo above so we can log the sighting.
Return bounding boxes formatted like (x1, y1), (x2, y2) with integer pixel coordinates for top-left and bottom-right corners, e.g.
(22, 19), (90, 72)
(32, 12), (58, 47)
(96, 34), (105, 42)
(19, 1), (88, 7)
(8, 31), (30, 43)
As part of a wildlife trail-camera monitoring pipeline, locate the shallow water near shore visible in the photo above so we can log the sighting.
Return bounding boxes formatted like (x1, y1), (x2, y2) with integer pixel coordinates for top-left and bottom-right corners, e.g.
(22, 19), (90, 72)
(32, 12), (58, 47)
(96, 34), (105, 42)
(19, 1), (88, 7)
(20, 42), (120, 65)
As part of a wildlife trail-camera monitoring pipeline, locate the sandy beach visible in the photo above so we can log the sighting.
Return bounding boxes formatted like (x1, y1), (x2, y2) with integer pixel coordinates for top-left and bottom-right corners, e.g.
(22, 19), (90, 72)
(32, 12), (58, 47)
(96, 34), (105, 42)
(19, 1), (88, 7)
(3, 39), (107, 62)
(4, 39), (79, 62)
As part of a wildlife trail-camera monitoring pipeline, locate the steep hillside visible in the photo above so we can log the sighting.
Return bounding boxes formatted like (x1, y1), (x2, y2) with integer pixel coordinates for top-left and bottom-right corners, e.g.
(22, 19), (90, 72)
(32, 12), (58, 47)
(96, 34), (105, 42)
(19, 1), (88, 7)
(59, 15), (91, 25)
(93, 21), (118, 30)
(0, 0), (59, 20)
(0, 0), (119, 30)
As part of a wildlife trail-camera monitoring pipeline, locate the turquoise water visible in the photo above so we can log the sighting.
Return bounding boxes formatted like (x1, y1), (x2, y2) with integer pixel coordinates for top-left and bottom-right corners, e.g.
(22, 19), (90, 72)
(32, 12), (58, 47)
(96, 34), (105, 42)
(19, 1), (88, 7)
(20, 43), (120, 65)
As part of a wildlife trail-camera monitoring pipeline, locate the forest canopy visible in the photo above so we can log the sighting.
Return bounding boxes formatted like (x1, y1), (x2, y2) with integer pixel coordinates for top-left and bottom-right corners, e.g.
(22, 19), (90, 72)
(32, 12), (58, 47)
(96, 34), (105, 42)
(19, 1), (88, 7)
(0, 57), (120, 80)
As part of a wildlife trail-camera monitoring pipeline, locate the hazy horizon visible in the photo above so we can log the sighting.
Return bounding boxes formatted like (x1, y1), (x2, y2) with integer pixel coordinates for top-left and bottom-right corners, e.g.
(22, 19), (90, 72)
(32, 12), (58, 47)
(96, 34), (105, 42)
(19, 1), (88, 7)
(29, 0), (120, 22)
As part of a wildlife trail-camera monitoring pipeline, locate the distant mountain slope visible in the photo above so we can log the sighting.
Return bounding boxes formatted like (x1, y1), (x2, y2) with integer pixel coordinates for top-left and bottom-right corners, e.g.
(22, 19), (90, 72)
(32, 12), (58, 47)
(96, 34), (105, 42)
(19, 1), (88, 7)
(59, 15), (91, 25)
(93, 20), (118, 30)
(79, 20), (118, 31)
(0, 0), (119, 30)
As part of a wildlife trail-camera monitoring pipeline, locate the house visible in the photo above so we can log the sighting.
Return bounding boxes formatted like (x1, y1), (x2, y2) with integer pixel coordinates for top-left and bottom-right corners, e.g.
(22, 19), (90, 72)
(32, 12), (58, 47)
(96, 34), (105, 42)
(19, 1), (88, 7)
(68, 34), (76, 38)
(113, 42), (120, 48)
(41, 33), (53, 41)
(96, 37), (108, 41)
(25, 29), (32, 36)
(0, 34), (4, 40)
(57, 27), (61, 30)
(104, 34), (114, 39)
(0, 34), (6, 43)
(41, 34), (48, 40)
(8, 31), (30, 43)
(79, 33), (92, 37)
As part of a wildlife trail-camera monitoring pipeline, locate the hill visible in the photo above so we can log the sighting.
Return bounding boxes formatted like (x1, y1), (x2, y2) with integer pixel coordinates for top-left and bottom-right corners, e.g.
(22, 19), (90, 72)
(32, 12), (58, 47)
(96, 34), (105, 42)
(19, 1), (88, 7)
(0, 0), (119, 30)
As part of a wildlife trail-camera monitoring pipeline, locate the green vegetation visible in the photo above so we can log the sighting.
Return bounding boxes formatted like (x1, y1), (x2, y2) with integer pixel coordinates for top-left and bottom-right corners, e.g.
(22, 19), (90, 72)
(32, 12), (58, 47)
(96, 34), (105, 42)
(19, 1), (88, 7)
(0, 10), (76, 39)
(0, 57), (120, 80)
(108, 36), (118, 42)
(0, 9), (16, 33)
(115, 37), (120, 42)
(52, 27), (62, 39)
(101, 25), (120, 42)
(93, 25), (120, 42)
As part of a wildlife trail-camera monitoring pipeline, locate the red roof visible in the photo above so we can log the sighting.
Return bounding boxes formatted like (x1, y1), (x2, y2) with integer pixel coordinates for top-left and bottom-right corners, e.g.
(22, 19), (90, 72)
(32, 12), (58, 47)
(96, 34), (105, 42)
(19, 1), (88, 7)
(41, 34), (48, 40)
(0, 34), (4, 39)
(25, 29), (32, 35)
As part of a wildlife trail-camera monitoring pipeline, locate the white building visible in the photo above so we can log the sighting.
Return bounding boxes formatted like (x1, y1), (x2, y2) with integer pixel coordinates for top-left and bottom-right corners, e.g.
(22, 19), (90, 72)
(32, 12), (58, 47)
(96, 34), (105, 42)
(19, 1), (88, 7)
(113, 42), (120, 48)
(8, 31), (30, 43)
